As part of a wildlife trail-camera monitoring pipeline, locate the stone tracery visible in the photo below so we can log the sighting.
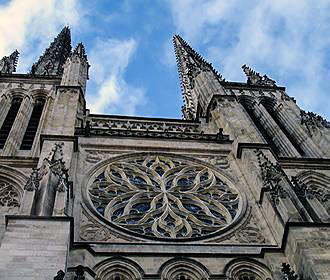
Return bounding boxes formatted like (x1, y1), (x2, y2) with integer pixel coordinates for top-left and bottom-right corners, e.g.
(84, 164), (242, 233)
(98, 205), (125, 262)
(0, 181), (21, 213)
(87, 154), (242, 240)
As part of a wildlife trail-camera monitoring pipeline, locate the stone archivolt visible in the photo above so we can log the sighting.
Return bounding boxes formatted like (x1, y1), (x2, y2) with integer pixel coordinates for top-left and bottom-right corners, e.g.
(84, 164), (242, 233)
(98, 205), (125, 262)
(225, 259), (273, 280)
(86, 154), (244, 241)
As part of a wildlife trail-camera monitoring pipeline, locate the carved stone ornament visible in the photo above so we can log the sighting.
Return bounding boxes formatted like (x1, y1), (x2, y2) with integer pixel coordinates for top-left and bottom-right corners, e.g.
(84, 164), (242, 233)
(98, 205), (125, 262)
(80, 208), (134, 242)
(281, 263), (300, 280)
(256, 150), (288, 204)
(53, 270), (65, 280)
(0, 50), (19, 74)
(87, 153), (244, 241)
(300, 109), (330, 136)
(242, 64), (276, 87)
(291, 176), (330, 202)
(24, 142), (69, 192)
(210, 210), (267, 244)
(0, 181), (21, 213)
(74, 266), (85, 280)
(24, 168), (41, 191)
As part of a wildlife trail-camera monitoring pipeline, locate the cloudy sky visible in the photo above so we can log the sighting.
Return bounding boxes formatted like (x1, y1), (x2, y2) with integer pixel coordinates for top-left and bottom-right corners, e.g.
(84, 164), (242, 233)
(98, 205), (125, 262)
(1, 0), (330, 120)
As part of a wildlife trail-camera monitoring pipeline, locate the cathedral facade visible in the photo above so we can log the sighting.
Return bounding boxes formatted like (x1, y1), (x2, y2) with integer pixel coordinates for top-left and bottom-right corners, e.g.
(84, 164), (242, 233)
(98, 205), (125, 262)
(0, 27), (330, 280)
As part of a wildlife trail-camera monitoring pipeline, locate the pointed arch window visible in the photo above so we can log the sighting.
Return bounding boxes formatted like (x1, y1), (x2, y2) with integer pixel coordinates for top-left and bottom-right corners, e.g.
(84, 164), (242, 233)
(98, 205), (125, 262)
(20, 97), (45, 150)
(0, 97), (22, 149)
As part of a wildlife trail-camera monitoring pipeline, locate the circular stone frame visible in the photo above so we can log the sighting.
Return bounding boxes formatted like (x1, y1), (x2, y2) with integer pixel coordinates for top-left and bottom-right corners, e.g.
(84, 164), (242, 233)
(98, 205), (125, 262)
(82, 152), (248, 242)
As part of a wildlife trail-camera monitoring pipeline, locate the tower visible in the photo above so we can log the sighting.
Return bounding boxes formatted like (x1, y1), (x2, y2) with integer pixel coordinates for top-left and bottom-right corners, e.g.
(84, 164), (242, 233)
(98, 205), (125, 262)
(0, 28), (330, 280)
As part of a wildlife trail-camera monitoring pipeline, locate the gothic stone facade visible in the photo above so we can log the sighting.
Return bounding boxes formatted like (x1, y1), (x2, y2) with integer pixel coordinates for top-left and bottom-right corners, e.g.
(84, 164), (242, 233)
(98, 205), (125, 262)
(0, 28), (329, 280)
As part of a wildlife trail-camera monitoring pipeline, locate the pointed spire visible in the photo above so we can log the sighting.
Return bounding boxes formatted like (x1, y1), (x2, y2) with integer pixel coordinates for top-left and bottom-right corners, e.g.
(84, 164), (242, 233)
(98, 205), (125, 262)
(173, 35), (224, 120)
(0, 50), (19, 74)
(242, 64), (276, 87)
(31, 26), (72, 76)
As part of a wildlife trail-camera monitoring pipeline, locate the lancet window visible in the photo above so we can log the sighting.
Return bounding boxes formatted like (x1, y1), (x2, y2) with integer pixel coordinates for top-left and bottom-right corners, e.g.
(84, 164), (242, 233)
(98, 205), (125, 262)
(0, 97), (22, 149)
(20, 96), (45, 150)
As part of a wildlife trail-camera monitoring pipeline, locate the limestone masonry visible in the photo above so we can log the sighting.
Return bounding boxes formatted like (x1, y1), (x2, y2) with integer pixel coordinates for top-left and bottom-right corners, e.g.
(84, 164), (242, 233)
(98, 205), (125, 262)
(0, 27), (330, 280)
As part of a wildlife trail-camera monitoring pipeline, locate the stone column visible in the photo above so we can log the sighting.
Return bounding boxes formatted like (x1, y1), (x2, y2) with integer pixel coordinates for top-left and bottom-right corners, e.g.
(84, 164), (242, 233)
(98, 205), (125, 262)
(254, 103), (301, 158)
(1, 94), (33, 156)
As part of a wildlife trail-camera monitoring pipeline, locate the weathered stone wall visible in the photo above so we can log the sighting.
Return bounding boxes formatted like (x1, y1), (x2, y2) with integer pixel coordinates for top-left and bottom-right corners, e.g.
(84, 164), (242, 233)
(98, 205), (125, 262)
(0, 217), (70, 280)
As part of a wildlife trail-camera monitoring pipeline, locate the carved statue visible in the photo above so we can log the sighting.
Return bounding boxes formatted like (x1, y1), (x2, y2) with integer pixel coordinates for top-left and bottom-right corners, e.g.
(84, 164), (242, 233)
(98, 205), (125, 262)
(0, 50), (19, 74)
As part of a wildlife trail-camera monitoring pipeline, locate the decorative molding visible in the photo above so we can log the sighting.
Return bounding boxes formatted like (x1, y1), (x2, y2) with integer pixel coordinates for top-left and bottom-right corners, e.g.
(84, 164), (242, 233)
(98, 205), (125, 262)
(242, 64), (276, 87)
(88, 117), (200, 133)
(76, 126), (230, 143)
(300, 109), (330, 136)
(0, 50), (19, 74)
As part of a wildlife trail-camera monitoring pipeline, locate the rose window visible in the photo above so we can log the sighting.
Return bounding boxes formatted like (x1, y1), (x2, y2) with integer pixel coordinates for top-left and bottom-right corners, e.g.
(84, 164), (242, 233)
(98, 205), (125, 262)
(87, 154), (243, 240)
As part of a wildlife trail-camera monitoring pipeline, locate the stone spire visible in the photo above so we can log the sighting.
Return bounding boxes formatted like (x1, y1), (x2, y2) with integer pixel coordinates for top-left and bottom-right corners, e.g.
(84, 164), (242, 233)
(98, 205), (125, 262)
(242, 64), (276, 87)
(31, 26), (72, 76)
(173, 35), (225, 120)
(0, 50), (19, 74)
(61, 42), (90, 94)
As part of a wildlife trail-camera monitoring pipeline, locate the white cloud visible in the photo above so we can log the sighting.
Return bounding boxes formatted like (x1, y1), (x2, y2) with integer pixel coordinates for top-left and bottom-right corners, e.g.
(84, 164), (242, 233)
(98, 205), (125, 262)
(168, 0), (330, 119)
(87, 38), (146, 115)
(0, 0), (81, 72)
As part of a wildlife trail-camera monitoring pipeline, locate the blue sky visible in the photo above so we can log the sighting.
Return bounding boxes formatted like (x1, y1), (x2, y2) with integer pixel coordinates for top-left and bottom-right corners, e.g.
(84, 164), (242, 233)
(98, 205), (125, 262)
(1, 0), (330, 120)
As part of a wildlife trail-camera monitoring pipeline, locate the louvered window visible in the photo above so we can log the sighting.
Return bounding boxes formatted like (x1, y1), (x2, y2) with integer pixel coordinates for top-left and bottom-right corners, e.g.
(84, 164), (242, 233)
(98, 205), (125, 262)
(20, 98), (45, 150)
(0, 97), (22, 149)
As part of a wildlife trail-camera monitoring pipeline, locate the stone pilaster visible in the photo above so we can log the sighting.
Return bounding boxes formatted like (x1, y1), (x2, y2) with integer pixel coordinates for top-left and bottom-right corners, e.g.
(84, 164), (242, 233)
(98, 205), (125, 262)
(254, 103), (301, 158)
(275, 106), (323, 157)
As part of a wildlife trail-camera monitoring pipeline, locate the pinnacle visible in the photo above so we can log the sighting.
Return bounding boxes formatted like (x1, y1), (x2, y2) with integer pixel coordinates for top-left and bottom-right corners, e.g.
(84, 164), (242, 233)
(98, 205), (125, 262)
(73, 42), (88, 60)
